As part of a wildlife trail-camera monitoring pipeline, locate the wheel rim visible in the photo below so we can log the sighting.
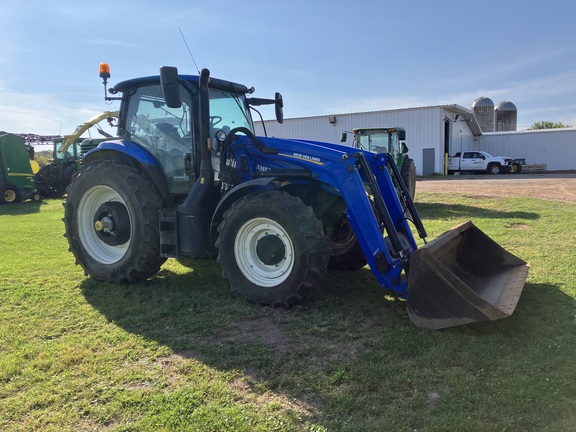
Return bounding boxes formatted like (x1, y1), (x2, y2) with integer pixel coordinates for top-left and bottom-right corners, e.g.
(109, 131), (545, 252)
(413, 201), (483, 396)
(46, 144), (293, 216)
(4, 189), (16, 203)
(77, 185), (131, 264)
(234, 217), (294, 287)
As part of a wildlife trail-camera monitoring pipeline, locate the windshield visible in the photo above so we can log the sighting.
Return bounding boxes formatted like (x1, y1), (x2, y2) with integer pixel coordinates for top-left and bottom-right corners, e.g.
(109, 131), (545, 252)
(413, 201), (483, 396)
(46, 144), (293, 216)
(208, 90), (253, 180)
(357, 130), (390, 153)
(209, 90), (253, 134)
(357, 130), (402, 159)
(56, 139), (82, 160)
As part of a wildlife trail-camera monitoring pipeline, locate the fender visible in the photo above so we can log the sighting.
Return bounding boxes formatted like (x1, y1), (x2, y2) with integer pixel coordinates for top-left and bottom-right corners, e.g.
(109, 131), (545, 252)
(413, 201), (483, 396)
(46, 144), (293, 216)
(83, 140), (158, 165)
(209, 177), (282, 237)
(82, 139), (174, 205)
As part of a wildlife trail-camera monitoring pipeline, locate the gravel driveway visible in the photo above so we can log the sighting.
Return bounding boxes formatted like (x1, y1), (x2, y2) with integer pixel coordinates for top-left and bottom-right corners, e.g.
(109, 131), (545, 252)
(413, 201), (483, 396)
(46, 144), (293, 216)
(416, 173), (576, 203)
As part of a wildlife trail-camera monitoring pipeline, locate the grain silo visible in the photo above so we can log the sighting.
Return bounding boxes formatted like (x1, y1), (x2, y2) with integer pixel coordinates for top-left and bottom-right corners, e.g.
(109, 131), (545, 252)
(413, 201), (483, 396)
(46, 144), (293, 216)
(495, 101), (517, 131)
(471, 97), (495, 132)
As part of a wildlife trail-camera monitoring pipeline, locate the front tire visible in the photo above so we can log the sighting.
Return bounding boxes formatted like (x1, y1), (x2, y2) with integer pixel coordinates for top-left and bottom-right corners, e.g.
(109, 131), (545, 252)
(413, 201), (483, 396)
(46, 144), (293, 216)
(327, 212), (367, 271)
(488, 164), (501, 174)
(64, 160), (166, 283)
(216, 191), (329, 306)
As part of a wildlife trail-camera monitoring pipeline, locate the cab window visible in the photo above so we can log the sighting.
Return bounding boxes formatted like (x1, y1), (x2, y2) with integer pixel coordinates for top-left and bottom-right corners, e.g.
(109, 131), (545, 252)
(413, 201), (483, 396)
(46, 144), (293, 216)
(124, 83), (194, 194)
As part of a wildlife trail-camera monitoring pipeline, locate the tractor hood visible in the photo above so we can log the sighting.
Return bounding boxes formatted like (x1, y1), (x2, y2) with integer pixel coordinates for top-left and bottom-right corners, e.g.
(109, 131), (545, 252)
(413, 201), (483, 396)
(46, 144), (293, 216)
(255, 135), (358, 155)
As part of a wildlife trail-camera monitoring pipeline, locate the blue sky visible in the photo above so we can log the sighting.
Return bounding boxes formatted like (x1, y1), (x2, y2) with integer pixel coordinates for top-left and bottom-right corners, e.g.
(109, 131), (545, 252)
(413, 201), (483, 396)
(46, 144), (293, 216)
(1, 0), (576, 137)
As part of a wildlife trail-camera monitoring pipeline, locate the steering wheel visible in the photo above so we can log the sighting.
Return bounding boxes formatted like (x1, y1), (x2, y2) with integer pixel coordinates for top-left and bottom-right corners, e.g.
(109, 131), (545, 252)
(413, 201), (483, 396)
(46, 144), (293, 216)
(210, 116), (222, 126)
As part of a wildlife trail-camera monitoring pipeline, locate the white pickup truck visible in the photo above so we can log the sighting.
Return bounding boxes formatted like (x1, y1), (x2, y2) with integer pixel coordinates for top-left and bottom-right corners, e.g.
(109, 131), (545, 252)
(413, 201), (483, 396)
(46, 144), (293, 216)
(448, 151), (520, 174)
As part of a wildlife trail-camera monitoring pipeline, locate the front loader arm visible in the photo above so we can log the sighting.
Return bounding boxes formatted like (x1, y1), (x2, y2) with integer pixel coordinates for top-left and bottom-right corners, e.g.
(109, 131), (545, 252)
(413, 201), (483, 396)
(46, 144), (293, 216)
(237, 135), (420, 298)
(338, 169), (411, 297)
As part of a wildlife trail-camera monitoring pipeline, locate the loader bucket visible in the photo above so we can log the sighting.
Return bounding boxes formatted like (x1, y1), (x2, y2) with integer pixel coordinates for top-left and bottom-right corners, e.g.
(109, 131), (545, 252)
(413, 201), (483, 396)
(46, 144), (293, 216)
(407, 221), (529, 329)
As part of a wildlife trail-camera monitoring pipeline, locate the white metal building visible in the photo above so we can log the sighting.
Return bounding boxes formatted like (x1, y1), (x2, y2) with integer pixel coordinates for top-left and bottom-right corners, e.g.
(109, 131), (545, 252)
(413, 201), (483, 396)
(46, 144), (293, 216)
(254, 106), (576, 175)
(481, 128), (576, 171)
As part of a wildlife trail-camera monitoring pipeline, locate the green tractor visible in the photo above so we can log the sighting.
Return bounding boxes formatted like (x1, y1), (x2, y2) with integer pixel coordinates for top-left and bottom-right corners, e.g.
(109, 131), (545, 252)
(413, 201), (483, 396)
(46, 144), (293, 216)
(34, 137), (82, 197)
(0, 133), (41, 204)
(342, 127), (416, 197)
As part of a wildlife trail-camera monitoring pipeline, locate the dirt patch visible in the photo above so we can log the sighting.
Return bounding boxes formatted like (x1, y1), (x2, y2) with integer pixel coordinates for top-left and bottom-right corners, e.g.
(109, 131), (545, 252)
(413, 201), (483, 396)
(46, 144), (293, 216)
(416, 173), (576, 203)
(213, 316), (293, 354)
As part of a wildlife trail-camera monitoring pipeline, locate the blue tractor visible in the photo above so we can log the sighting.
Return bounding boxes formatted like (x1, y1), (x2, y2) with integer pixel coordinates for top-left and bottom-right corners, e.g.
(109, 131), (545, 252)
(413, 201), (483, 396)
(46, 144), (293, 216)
(63, 65), (529, 329)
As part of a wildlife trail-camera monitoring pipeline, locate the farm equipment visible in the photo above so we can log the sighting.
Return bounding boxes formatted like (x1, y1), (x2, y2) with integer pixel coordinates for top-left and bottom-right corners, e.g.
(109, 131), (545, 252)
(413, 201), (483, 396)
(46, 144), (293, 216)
(0, 133), (41, 204)
(63, 64), (529, 329)
(34, 137), (81, 197)
(34, 112), (118, 197)
(341, 127), (416, 197)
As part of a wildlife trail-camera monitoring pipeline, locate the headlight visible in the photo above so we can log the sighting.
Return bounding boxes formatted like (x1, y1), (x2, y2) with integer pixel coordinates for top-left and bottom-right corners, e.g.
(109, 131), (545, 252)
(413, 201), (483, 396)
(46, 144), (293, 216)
(215, 129), (227, 143)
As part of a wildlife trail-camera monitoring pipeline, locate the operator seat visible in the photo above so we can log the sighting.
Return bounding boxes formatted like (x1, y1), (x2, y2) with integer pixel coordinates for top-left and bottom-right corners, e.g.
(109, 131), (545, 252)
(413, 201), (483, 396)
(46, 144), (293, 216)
(156, 122), (184, 144)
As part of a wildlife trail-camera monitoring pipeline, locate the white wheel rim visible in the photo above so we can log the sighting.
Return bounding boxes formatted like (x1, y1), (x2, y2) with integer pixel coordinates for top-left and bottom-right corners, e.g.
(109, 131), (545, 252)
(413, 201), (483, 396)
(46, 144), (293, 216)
(77, 185), (130, 264)
(234, 217), (294, 287)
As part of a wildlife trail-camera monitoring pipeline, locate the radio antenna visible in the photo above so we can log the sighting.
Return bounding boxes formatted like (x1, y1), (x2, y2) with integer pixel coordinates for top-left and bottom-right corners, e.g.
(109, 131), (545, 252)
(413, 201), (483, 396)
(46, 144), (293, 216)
(178, 28), (200, 74)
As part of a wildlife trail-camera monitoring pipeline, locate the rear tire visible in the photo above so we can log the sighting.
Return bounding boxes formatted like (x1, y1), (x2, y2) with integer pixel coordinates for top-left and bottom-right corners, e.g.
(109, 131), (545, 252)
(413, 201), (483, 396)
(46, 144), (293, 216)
(216, 191), (329, 306)
(63, 160), (166, 283)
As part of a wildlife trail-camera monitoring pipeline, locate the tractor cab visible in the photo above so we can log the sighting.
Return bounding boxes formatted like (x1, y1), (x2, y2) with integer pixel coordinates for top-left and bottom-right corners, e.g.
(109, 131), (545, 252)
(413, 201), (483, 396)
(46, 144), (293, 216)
(55, 138), (80, 161)
(352, 127), (407, 159)
(103, 65), (282, 198)
(347, 127), (416, 197)
(108, 75), (253, 196)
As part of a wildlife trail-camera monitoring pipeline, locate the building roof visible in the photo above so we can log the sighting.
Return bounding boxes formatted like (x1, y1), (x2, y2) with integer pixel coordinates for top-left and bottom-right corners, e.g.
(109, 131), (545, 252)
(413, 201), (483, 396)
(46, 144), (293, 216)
(279, 104), (484, 136)
(483, 127), (576, 135)
(440, 104), (483, 136)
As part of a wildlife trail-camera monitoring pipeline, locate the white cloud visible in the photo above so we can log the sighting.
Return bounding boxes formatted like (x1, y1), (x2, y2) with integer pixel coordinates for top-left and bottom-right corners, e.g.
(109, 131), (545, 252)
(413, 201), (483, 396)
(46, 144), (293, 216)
(0, 85), (107, 135)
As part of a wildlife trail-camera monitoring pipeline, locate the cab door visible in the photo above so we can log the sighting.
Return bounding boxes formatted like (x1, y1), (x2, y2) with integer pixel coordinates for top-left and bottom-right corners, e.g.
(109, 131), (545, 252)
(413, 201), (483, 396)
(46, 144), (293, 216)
(460, 152), (484, 170)
(123, 83), (196, 195)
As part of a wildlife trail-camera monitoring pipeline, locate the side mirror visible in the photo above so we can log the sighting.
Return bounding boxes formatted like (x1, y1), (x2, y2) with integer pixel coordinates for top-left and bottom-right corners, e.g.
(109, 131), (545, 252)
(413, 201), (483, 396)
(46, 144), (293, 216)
(275, 92), (284, 124)
(160, 66), (182, 109)
(398, 130), (406, 141)
(340, 132), (348, 142)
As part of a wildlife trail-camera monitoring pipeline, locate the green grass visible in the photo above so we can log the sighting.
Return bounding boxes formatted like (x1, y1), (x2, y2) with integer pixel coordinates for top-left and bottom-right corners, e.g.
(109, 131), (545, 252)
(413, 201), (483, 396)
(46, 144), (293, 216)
(1, 194), (575, 431)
